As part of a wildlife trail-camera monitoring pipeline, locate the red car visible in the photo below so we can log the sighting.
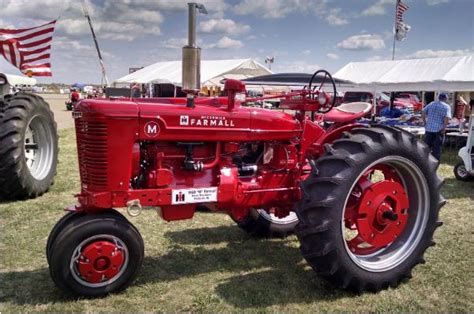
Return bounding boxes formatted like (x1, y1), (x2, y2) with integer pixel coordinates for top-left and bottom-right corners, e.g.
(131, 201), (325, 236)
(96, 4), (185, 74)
(343, 92), (414, 115)
(395, 93), (423, 111)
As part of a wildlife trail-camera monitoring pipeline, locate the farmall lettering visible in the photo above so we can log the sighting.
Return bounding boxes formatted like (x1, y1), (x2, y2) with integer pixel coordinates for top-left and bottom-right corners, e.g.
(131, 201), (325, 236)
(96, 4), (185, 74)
(180, 115), (235, 127)
(144, 121), (160, 137)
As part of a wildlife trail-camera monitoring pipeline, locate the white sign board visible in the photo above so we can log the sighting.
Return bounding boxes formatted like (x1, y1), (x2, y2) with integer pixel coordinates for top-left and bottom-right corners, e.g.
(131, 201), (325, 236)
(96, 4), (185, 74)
(172, 187), (218, 205)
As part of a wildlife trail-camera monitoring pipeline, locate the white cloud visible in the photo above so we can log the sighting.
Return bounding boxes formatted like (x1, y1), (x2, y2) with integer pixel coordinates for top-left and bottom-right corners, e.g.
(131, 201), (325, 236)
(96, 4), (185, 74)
(365, 55), (386, 61)
(404, 49), (473, 59)
(361, 0), (394, 17)
(426, 0), (450, 5)
(199, 18), (250, 35)
(233, 0), (350, 26)
(0, 0), (227, 42)
(0, 18), (15, 29)
(209, 36), (244, 49)
(302, 50), (312, 55)
(162, 38), (189, 49)
(53, 36), (115, 59)
(326, 53), (339, 60)
(326, 8), (348, 26)
(234, 0), (328, 19)
(337, 34), (385, 50)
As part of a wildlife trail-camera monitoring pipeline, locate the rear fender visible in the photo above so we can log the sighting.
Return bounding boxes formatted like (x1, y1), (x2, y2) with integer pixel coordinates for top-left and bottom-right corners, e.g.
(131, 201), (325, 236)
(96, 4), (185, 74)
(315, 123), (366, 152)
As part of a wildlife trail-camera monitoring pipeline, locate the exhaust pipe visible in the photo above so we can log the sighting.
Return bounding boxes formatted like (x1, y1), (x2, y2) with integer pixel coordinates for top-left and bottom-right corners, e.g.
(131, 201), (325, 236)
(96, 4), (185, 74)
(182, 2), (207, 107)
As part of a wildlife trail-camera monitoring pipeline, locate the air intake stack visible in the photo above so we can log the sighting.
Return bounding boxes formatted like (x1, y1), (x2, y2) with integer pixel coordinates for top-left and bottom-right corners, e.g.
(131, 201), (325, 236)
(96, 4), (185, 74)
(182, 2), (207, 106)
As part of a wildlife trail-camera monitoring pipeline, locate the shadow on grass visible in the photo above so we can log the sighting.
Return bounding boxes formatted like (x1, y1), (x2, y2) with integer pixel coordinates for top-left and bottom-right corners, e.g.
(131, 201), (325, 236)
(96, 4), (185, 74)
(442, 178), (474, 199)
(0, 226), (351, 308)
(0, 268), (72, 305)
(164, 225), (250, 245)
(140, 226), (351, 307)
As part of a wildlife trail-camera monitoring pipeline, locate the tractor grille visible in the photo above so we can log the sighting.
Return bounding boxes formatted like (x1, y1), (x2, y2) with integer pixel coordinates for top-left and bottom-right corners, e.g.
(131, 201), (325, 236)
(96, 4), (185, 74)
(75, 118), (108, 190)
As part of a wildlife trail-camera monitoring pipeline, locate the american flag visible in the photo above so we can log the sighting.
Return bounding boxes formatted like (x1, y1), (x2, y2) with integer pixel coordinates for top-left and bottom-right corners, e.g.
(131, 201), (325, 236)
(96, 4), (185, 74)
(396, 0), (409, 23)
(395, 0), (410, 41)
(0, 20), (56, 77)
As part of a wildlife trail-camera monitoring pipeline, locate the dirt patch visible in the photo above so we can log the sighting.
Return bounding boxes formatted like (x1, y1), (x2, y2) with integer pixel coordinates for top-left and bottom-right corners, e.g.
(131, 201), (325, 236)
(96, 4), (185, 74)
(36, 93), (74, 130)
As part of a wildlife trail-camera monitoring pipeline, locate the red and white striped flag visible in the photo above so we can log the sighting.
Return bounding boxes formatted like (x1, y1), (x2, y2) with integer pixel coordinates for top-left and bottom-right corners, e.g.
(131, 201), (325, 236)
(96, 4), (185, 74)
(0, 20), (56, 77)
(395, 0), (410, 41)
(396, 0), (409, 23)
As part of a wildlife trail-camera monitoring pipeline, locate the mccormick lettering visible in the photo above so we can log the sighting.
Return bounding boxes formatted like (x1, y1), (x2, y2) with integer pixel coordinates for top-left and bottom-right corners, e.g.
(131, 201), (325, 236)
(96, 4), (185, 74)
(180, 115), (235, 127)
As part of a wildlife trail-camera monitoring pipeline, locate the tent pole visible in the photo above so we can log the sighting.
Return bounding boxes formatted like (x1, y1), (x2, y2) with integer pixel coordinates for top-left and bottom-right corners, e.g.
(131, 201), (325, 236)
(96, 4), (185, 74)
(371, 87), (377, 122)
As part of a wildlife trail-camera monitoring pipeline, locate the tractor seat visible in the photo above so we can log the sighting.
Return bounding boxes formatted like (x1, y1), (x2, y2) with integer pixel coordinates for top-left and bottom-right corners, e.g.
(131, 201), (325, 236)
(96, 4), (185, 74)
(323, 102), (373, 123)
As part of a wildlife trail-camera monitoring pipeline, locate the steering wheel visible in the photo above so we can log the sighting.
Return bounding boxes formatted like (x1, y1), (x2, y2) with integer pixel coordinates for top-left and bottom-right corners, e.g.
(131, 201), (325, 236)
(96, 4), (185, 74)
(308, 69), (337, 113)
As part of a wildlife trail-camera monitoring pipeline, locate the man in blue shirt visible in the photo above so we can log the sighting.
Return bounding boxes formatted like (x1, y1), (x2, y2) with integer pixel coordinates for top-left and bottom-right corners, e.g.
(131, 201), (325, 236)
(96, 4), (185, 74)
(422, 93), (452, 160)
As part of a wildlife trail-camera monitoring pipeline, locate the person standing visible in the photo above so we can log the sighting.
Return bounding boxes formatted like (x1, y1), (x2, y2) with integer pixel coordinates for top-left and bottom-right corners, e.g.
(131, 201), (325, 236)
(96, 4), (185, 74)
(70, 88), (80, 103)
(131, 82), (141, 98)
(422, 93), (452, 160)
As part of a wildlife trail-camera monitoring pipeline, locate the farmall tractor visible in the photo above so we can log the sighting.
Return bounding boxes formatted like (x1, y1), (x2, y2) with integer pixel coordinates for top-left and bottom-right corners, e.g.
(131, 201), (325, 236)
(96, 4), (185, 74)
(47, 3), (444, 297)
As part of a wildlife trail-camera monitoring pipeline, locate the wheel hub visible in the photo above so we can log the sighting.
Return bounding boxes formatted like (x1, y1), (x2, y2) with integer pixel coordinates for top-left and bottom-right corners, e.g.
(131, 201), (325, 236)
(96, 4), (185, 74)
(76, 240), (125, 284)
(23, 115), (54, 180)
(356, 180), (409, 247)
(345, 164), (411, 255)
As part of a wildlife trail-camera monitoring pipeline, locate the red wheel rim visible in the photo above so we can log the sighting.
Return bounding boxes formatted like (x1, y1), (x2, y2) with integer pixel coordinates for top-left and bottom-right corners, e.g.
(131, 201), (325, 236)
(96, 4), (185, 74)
(344, 163), (410, 255)
(70, 235), (129, 287)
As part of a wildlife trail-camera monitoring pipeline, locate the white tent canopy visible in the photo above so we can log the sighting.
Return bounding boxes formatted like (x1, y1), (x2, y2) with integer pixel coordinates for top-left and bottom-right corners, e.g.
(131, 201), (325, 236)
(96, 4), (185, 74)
(334, 55), (474, 92)
(0, 73), (37, 86)
(114, 59), (272, 87)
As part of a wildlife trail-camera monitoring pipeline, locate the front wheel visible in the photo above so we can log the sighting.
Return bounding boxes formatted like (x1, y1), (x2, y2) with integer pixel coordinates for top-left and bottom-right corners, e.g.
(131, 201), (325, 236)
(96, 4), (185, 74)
(296, 126), (445, 292)
(454, 162), (472, 181)
(49, 212), (144, 296)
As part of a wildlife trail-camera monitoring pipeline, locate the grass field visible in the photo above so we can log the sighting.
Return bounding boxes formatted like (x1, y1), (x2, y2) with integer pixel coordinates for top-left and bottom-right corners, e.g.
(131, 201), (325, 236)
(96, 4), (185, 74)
(1, 128), (473, 312)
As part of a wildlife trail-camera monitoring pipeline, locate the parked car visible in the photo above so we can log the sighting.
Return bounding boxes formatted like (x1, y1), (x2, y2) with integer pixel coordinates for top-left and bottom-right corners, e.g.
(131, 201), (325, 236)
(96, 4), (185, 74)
(395, 93), (422, 111)
(342, 91), (414, 115)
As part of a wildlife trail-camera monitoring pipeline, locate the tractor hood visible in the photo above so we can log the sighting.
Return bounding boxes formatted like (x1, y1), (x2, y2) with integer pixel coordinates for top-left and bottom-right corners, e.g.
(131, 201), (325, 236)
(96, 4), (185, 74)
(76, 97), (302, 142)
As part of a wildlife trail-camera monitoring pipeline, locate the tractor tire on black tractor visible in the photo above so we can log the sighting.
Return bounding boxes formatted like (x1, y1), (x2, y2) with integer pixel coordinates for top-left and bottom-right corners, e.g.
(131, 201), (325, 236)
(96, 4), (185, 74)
(49, 211), (144, 297)
(236, 208), (299, 238)
(296, 125), (445, 293)
(0, 93), (58, 200)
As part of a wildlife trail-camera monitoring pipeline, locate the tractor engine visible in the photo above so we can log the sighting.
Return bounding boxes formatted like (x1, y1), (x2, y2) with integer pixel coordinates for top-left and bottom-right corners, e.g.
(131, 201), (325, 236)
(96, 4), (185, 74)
(73, 96), (306, 222)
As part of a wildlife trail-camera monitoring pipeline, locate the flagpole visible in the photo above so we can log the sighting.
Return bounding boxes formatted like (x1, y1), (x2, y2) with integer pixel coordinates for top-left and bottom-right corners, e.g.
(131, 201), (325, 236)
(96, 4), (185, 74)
(388, 0), (400, 111)
(392, 0), (399, 61)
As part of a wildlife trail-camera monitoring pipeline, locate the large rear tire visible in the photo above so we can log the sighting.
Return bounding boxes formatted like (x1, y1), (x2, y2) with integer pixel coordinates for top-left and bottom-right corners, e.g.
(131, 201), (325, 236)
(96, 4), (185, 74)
(296, 125), (445, 292)
(49, 212), (144, 297)
(236, 208), (298, 238)
(0, 93), (58, 200)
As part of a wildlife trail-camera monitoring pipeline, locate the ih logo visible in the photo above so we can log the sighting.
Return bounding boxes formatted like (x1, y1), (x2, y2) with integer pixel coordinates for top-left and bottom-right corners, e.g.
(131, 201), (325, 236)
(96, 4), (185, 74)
(176, 192), (185, 203)
(144, 121), (160, 138)
(180, 115), (189, 126)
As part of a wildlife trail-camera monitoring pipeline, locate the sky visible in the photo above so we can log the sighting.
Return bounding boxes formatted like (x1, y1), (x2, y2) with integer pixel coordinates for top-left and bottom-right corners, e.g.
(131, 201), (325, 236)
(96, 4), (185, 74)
(0, 0), (473, 84)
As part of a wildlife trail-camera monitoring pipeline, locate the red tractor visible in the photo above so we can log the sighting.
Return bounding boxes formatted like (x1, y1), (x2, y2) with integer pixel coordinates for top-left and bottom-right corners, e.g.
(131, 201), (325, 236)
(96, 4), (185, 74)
(46, 3), (444, 297)
(47, 70), (444, 296)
